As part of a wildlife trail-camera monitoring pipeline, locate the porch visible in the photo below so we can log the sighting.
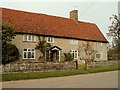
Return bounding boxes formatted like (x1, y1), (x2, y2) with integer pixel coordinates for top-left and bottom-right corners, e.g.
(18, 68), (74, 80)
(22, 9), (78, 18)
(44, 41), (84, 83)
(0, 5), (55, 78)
(45, 46), (62, 62)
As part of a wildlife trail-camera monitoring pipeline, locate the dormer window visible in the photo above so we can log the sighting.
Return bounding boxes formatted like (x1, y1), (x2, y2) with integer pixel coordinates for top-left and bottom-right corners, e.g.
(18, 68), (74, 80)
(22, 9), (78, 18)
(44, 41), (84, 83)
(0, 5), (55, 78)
(47, 37), (54, 43)
(23, 34), (36, 42)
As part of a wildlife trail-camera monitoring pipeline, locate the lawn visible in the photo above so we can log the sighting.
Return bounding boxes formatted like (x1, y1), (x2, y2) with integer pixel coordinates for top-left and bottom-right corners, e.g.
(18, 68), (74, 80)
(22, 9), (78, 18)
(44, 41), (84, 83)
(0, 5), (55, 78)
(2, 65), (120, 81)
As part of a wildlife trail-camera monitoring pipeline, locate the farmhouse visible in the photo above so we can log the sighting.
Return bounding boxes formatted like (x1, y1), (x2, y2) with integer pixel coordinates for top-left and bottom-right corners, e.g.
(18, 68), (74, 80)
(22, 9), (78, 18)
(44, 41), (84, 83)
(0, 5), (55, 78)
(2, 8), (108, 63)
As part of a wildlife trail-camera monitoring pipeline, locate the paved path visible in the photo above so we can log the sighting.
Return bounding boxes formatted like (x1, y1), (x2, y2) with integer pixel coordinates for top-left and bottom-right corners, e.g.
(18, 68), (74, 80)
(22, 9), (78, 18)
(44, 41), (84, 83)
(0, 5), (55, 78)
(2, 71), (118, 88)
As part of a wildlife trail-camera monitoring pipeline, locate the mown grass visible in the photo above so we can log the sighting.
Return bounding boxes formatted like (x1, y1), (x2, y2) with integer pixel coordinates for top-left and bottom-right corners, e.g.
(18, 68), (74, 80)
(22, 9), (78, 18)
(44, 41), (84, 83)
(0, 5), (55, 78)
(2, 65), (120, 81)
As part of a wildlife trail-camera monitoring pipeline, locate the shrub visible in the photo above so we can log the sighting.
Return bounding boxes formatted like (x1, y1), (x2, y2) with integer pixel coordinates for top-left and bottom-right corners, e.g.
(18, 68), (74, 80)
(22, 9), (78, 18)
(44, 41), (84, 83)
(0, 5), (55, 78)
(2, 43), (19, 64)
(64, 53), (73, 61)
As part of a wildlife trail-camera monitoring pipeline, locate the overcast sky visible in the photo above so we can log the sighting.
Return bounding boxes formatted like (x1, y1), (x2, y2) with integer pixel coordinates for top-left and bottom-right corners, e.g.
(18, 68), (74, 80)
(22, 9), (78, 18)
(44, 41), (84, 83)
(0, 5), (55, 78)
(0, 0), (119, 41)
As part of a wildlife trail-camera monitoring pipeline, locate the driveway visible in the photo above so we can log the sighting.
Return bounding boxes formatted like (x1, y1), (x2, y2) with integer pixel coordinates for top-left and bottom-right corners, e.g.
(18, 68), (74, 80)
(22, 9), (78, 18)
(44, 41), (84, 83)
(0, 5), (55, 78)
(2, 71), (118, 88)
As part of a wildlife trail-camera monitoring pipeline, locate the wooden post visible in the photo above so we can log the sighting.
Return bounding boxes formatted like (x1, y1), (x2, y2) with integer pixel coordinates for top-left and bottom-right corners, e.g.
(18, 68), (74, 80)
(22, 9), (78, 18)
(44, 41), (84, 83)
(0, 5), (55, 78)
(58, 50), (60, 62)
(76, 60), (78, 69)
(44, 50), (46, 61)
(49, 50), (50, 61)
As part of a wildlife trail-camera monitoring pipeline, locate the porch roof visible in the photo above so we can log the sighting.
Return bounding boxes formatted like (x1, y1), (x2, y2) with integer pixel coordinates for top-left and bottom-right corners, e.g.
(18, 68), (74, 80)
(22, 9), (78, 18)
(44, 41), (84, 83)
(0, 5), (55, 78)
(49, 46), (62, 51)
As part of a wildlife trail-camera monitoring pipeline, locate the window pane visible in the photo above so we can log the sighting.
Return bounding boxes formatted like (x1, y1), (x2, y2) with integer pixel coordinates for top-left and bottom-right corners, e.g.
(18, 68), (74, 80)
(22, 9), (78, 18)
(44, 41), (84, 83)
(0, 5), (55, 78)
(96, 54), (101, 58)
(24, 49), (27, 51)
(28, 35), (31, 41)
(72, 53), (74, 58)
(32, 49), (34, 51)
(75, 51), (77, 58)
(24, 35), (27, 41)
(48, 37), (51, 42)
(28, 49), (31, 51)
(28, 52), (31, 58)
(32, 52), (34, 58)
(72, 51), (74, 58)
(32, 35), (35, 41)
(51, 37), (53, 42)
(24, 52), (27, 58)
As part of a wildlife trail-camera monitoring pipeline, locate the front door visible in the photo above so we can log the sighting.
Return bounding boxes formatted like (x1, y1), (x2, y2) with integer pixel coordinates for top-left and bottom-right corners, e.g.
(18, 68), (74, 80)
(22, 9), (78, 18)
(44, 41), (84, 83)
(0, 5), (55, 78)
(50, 50), (59, 61)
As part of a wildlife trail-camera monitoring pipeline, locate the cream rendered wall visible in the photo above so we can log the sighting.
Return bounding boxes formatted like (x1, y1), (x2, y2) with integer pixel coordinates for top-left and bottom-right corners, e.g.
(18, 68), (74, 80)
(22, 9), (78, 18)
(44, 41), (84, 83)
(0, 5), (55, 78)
(12, 34), (40, 61)
(12, 34), (107, 62)
(49, 37), (79, 61)
(94, 42), (108, 61)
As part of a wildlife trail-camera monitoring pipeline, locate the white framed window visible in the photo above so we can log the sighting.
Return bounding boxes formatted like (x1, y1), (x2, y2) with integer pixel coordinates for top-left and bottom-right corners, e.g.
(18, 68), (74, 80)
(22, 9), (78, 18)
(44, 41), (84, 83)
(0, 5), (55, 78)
(96, 42), (102, 46)
(70, 50), (78, 59)
(47, 37), (54, 43)
(70, 39), (78, 44)
(23, 34), (36, 42)
(23, 48), (35, 59)
(95, 52), (102, 59)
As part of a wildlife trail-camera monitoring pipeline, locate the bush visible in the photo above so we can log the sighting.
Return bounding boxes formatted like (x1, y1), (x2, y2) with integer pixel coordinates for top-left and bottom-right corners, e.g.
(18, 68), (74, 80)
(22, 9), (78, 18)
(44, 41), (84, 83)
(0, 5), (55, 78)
(64, 53), (73, 61)
(108, 56), (112, 60)
(2, 43), (19, 64)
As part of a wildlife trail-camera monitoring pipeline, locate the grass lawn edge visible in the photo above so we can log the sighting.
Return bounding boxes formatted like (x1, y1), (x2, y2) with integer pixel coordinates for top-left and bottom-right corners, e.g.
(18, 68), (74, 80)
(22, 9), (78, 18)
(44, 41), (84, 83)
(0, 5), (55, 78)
(2, 65), (120, 81)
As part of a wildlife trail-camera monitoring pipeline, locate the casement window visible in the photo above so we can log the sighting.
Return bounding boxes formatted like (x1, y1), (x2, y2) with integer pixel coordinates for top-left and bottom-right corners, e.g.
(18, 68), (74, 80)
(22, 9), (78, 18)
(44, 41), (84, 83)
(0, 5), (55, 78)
(70, 50), (78, 59)
(23, 34), (36, 42)
(23, 48), (35, 59)
(70, 39), (78, 44)
(47, 37), (54, 43)
(96, 42), (102, 46)
(95, 52), (102, 59)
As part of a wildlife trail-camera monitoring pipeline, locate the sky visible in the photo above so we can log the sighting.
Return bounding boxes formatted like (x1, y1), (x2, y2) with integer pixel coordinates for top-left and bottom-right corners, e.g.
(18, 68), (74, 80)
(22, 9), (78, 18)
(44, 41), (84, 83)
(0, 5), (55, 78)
(0, 0), (119, 41)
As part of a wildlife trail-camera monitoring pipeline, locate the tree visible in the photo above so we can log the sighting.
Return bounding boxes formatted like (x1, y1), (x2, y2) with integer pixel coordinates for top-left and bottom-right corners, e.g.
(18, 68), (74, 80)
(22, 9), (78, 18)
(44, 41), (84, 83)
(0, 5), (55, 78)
(78, 42), (96, 69)
(2, 24), (19, 64)
(107, 15), (120, 60)
(2, 24), (16, 44)
(35, 36), (51, 61)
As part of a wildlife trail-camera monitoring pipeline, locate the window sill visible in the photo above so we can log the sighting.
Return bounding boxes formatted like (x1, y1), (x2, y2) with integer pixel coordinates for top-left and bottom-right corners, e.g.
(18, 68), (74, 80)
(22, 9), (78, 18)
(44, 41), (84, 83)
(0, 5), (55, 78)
(70, 44), (78, 45)
(47, 42), (54, 44)
(23, 41), (36, 43)
(23, 58), (35, 60)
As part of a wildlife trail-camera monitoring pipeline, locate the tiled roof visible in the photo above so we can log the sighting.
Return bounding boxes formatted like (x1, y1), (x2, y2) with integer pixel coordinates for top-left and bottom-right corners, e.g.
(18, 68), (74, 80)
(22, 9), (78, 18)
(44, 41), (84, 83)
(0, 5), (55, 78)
(2, 8), (107, 42)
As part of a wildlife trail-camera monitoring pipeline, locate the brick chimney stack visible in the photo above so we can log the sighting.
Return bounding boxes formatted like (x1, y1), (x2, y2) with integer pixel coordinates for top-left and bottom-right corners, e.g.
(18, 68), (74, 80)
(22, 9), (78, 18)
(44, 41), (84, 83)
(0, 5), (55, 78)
(70, 10), (78, 22)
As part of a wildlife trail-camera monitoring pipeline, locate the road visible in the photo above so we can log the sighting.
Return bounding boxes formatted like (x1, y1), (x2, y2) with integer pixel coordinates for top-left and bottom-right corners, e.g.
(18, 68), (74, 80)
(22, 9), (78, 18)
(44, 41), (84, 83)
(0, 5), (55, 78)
(2, 71), (118, 88)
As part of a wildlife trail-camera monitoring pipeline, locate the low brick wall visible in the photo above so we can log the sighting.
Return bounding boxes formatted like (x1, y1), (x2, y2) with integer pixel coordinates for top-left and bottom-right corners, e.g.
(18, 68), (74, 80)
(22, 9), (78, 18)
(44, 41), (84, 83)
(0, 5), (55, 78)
(2, 61), (77, 73)
(88, 60), (119, 67)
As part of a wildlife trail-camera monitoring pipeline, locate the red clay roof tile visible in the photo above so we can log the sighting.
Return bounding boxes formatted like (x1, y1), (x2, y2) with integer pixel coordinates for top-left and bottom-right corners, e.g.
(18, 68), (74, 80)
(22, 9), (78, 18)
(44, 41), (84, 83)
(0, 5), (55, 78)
(2, 8), (107, 42)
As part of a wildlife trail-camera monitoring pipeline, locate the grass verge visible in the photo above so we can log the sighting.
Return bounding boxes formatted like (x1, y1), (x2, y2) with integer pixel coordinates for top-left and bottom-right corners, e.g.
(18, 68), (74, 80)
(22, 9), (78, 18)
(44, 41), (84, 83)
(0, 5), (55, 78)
(2, 65), (120, 81)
